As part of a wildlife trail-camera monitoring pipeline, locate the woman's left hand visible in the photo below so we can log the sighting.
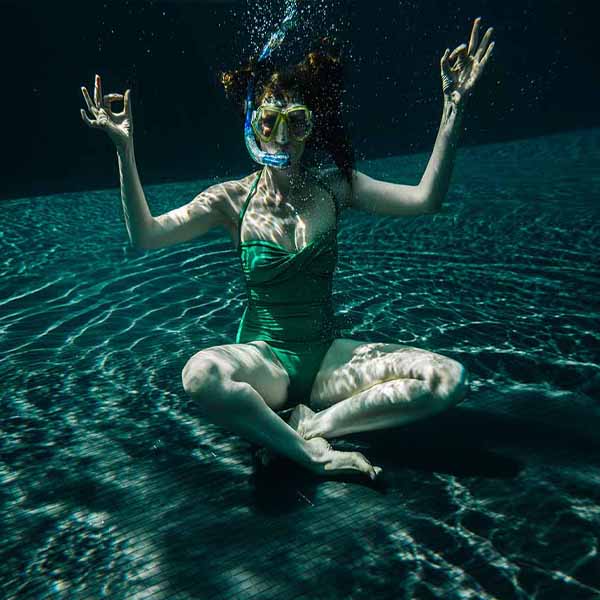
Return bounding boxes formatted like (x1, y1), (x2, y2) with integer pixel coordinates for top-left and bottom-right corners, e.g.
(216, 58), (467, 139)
(440, 17), (495, 105)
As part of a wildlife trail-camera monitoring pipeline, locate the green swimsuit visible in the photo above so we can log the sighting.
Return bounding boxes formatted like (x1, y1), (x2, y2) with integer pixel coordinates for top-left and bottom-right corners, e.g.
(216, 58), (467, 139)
(235, 168), (340, 407)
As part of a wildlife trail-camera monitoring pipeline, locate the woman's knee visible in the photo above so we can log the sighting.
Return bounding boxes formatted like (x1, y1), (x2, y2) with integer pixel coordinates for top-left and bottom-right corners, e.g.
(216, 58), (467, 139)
(182, 342), (290, 413)
(181, 357), (224, 399)
(430, 359), (470, 410)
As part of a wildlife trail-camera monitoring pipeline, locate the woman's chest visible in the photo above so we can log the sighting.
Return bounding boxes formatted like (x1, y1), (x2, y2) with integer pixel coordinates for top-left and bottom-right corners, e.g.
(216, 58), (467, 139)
(235, 184), (337, 253)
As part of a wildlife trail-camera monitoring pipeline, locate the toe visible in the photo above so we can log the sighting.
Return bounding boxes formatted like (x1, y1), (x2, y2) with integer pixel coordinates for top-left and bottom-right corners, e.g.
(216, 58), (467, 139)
(353, 452), (377, 478)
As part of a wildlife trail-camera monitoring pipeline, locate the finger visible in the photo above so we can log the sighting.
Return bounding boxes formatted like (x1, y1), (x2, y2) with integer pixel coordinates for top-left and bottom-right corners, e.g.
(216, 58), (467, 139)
(81, 86), (96, 114)
(104, 93), (124, 117)
(467, 17), (481, 56)
(479, 40), (495, 70)
(440, 47), (451, 74)
(475, 27), (494, 62)
(104, 93), (124, 104)
(449, 43), (467, 63)
(94, 74), (103, 108)
(80, 108), (99, 128)
(124, 89), (132, 118)
(450, 48), (468, 73)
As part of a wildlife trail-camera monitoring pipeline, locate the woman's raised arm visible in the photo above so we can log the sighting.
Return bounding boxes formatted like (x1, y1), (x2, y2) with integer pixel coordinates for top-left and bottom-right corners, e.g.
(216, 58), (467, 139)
(80, 74), (230, 250)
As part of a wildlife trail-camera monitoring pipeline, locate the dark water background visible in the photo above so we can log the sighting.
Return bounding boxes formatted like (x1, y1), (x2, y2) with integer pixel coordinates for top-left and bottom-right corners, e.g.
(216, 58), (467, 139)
(1, 129), (599, 598)
(0, 0), (597, 201)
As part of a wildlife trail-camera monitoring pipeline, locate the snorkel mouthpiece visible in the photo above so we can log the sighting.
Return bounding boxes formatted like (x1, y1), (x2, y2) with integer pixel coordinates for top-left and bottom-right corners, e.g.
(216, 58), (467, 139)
(244, 1), (299, 169)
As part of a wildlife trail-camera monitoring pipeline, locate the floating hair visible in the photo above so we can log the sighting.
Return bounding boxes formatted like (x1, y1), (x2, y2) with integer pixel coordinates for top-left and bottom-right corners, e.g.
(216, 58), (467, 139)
(219, 37), (355, 183)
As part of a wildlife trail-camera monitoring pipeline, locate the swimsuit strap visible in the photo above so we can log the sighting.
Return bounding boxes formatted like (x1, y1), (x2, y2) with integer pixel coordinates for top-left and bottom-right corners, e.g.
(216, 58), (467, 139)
(238, 168), (264, 251)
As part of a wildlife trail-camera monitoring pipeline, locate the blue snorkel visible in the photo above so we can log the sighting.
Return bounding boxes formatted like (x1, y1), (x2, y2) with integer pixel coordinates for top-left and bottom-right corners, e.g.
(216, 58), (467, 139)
(244, 1), (299, 169)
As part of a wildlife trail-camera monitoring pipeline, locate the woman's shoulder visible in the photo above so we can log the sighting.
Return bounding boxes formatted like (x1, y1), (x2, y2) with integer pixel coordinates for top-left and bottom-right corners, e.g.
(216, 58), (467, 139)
(312, 166), (353, 210)
(202, 170), (262, 225)
(207, 170), (261, 196)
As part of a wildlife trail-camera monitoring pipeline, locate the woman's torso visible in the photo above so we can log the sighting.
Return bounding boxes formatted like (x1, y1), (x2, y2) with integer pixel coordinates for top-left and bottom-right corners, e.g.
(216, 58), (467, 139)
(220, 168), (345, 253)
(229, 168), (345, 346)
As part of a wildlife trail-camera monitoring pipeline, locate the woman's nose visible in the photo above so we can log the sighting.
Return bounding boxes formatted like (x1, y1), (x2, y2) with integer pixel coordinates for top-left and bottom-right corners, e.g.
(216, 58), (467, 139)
(274, 118), (289, 144)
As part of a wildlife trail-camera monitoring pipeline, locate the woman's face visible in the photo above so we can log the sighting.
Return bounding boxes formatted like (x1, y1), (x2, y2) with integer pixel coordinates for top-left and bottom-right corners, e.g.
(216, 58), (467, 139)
(256, 94), (310, 166)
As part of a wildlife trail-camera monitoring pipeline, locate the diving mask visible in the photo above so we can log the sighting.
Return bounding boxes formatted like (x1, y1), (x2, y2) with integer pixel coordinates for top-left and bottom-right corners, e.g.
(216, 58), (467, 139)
(251, 104), (314, 143)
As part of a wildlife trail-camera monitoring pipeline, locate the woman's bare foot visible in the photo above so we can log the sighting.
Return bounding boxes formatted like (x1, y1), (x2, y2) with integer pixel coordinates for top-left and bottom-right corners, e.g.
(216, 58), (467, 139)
(255, 405), (383, 481)
(304, 437), (383, 481)
(254, 404), (316, 467)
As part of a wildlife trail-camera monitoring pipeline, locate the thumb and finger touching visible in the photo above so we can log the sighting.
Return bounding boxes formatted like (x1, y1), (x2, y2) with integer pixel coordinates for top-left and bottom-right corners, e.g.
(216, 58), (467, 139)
(449, 43), (468, 70)
(103, 93), (123, 118)
(439, 18), (495, 98)
(103, 91), (132, 118)
(80, 77), (132, 130)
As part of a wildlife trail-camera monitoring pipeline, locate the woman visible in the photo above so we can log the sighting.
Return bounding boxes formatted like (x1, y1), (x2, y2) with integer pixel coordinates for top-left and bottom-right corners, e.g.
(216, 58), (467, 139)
(80, 18), (495, 481)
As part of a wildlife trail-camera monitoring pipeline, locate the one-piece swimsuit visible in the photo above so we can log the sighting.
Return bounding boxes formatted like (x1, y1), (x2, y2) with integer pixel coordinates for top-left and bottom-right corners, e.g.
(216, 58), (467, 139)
(235, 167), (340, 408)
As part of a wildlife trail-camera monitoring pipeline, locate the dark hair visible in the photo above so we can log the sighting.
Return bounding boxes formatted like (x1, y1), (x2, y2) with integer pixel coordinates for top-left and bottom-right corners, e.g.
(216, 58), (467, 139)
(220, 38), (355, 184)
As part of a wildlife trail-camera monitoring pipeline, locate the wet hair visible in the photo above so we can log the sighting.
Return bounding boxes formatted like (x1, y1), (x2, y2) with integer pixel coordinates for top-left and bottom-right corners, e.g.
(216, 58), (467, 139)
(220, 38), (355, 184)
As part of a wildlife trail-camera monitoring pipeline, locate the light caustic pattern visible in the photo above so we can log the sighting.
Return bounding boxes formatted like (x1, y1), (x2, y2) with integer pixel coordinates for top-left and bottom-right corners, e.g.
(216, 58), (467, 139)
(1, 130), (599, 598)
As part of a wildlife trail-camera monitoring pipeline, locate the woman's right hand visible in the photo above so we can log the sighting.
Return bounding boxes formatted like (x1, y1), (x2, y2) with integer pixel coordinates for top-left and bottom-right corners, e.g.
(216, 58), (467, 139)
(80, 74), (133, 150)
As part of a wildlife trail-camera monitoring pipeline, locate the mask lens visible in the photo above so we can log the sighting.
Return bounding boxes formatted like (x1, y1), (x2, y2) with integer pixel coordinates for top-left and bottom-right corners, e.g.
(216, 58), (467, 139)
(258, 108), (280, 139)
(287, 108), (311, 139)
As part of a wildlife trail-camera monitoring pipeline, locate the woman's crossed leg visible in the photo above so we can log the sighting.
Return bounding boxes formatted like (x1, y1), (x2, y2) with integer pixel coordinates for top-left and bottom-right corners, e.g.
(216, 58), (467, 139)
(289, 338), (469, 441)
(181, 340), (381, 480)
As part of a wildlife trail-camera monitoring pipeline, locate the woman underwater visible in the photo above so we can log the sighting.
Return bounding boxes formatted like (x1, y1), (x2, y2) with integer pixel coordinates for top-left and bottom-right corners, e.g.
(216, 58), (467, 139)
(80, 17), (495, 481)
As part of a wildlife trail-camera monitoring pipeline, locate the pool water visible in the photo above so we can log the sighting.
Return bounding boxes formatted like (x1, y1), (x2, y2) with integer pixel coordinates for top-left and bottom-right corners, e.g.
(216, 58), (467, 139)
(1, 129), (599, 599)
